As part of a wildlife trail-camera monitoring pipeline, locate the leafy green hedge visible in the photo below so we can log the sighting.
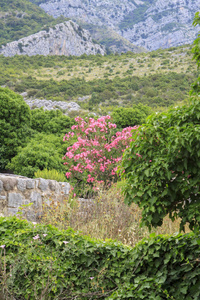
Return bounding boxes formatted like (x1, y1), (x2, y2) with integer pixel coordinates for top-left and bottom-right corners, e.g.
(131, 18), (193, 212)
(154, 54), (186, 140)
(0, 217), (200, 299)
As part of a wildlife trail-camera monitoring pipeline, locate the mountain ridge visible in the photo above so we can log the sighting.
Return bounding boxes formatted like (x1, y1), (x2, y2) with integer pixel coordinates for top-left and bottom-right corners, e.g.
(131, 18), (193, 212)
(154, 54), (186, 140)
(38, 0), (200, 50)
(0, 20), (106, 57)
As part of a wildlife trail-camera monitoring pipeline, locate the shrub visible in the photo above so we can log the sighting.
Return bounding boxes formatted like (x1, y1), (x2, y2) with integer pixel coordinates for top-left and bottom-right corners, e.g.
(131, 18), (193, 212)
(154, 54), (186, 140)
(191, 12), (200, 95)
(0, 87), (32, 170)
(7, 133), (66, 178)
(121, 99), (200, 232)
(0, 217), (200, 299)
(111, 104), (151, 128)
(63, 116), (136, 195)
(34, 168), (66, 182)
(31, 108), (73, 135)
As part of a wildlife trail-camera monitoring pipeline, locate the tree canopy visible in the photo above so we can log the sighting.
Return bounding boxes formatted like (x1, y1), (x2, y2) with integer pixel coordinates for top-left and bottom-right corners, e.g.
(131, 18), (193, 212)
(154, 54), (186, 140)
(0, 87), (32, 170)
(121, 16), (200, 232)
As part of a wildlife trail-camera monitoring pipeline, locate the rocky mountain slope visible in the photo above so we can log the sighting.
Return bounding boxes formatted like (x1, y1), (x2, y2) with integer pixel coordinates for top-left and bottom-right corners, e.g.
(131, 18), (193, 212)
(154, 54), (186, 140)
(0, 21), (105, 57)
(0, 0), (69, 46)
(38, 0), (200, 50)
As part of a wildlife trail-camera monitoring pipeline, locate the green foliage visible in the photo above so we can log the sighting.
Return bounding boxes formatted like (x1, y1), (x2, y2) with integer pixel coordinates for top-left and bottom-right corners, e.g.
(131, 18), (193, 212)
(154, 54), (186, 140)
(121, 99), (200, 232)
(0, 0), (69, 46)
(34, 168), (66, 182)
(111, 104), (152, 128)
(191, 12), (200, 95)
(0, 87), (32, 170)
(1, 217), (200, 299)
(0, 46), (195, 111)
(7, 133), (66, 177)
(30, 108), (73, 135)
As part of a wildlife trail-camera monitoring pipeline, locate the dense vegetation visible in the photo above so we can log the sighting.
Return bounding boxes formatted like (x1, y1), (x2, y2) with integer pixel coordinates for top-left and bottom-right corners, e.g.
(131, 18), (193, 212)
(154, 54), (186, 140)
(0, 87), (32, 169)
(121, 98), (200, 232)
(0, 0), (69, 46)
(0, 45), (197, 113)
(0, 88), (74, 174)
(0, 217), (200, 299)
(1, 10), (200, 300)
(0, 87), (148, 178)
(121, 11), (200, 233)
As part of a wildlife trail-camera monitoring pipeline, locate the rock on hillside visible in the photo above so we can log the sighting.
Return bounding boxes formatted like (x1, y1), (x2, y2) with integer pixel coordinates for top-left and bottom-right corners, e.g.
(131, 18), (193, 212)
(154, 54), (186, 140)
(40, 0), (137, 28)
(24, 98), (81, 115)
(121, 0), (200, 51)
(0, 20), (105, 57)
(39, 0), (200, 51)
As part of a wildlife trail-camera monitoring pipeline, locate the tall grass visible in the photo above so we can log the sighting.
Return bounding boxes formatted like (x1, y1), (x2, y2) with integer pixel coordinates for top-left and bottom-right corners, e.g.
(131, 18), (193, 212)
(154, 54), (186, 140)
(38, 183), (189, 247)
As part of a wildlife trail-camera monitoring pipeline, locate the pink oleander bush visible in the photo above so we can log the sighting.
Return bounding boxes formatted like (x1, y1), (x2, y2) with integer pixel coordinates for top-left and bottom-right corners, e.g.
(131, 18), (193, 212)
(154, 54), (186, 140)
(63, 115), (137, 195)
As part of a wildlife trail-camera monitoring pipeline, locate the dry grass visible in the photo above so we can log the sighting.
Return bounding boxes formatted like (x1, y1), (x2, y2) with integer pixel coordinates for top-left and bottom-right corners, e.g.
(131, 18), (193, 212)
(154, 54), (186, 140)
(38, 183), (190, 248)
(32, 45), (195, 82)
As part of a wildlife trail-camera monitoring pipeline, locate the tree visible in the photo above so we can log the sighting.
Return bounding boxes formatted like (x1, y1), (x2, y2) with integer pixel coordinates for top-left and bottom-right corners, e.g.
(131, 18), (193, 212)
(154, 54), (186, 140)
(121, 15), (200, 232)
(0, 87), (32, 170)
(31, 108), (73, 135)
(191, 12), (200, 95)
(111, 104), (151, 129)
(121, 100), (200, 232)
(7, 133), (66, 178)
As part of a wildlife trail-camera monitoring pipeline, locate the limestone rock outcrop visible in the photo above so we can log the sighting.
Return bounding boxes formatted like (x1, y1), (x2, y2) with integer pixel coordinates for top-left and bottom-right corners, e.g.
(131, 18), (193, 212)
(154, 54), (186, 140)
(23, 98), (81, 114)
(0, 20), (105, 57)
(39, 0), (200, 51)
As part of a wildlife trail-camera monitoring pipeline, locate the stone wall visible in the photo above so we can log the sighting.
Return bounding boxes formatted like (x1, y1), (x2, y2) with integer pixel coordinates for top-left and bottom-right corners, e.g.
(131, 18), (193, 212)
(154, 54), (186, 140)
(0, 173), (70, 221)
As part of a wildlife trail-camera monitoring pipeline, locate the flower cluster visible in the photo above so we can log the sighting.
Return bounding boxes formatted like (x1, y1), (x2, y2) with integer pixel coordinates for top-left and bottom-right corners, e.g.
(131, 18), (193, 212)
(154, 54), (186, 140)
(63, 116), (137, 186)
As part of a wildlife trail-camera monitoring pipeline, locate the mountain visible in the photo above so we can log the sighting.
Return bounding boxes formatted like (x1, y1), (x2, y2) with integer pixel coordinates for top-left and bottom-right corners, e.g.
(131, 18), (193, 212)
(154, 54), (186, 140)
(0, 20), (105, 57)
(37, 0), (200, 51)
(0, 0), (69, 46)
(0, 0), (144, 55)
(79, 23), (146, 54)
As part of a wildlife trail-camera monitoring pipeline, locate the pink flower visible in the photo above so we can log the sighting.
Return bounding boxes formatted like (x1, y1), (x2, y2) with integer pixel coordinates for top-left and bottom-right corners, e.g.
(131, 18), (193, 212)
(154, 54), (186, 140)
(63, 116), (138, 186)
(0, 245), (5, 249)
(33, 235), (39, 240)
(65, 172), (71, 178)
(43, 234), (47, 237)
(63, 241), (69, 244)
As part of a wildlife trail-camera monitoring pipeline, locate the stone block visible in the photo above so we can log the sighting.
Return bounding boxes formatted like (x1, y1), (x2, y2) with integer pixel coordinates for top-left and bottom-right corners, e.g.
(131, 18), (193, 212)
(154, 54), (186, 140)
(39, 178), (49, 192)
(30, 191), (42, 209)
(8, 193), (22, 208)
(49, 180), (57, 191)
(7, 207), (18, 216)
(2, 177), (17, 191)
(17, 179), (26, 192)
(26, 179), (35, 189)
(60, 182), (70, 195)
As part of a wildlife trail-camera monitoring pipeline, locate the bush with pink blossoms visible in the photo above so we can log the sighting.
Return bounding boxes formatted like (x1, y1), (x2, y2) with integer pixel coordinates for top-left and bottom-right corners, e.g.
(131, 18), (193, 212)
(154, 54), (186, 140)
(63, 115), (137, 195)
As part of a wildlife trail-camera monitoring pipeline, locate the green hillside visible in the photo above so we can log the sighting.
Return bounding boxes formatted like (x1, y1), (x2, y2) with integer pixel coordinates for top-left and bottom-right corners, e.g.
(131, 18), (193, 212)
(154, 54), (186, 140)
(0, 44), (197, 113)
(0, 0), (69, 46)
